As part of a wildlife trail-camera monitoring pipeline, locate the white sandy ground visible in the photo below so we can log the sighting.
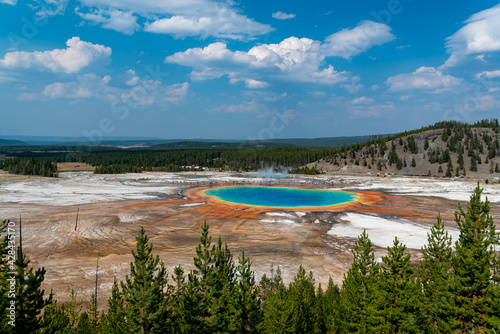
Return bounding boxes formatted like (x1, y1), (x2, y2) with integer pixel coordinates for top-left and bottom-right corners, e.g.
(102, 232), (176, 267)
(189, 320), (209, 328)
(0, 172), (176, 206)
(328, 212), (461, 250)
(332, 175), (500, 203)
(2, 171), (498, 205)
(266, 212), (297, 218)
(261, 218), (299, 226)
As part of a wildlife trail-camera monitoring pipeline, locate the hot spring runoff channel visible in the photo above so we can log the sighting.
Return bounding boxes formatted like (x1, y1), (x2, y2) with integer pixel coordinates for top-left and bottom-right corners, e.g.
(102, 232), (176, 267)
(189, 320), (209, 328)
(204, 186), (357, 208)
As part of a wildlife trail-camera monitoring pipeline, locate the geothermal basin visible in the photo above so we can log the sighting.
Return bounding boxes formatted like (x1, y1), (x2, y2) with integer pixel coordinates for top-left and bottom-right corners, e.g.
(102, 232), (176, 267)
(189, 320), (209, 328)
(2, 171), (499, 310)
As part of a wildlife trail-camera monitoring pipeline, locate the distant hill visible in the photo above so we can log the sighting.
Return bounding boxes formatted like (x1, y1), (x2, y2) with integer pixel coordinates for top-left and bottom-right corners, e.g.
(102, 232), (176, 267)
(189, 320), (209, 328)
(0, 134), (384, 148)
(262, 135), (381, 147)
(150, 136), (381, 150)
(0, 139), (27, 146)
(150, 141), (289, 150)
(307, 119), (500, 178)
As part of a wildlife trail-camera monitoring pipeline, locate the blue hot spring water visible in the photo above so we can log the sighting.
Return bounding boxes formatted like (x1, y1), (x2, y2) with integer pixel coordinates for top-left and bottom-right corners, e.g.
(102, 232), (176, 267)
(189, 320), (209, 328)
(205, 186), (356, 208)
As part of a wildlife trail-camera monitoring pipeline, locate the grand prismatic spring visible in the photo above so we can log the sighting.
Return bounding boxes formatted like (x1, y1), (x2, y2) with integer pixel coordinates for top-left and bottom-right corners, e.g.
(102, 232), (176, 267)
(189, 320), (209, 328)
(204, 186), (357, 208)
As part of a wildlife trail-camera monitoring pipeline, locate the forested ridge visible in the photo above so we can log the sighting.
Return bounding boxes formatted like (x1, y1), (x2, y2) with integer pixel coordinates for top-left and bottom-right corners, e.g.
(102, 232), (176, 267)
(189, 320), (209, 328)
(1, 185), (499, 333)
(320, 118), (500, 176)
(0, 118), (499, 176)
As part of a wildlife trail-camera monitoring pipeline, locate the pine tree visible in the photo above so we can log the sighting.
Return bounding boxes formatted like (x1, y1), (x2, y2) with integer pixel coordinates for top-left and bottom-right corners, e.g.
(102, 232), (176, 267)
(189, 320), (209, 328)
(470, 156), (478, 171)
(418, 214), (455, 333)
(120, 227), (170, 334)
(287, 266), (316, 333)
(106, 278), (125, 334)
(380, 237), (422, 333)
(190, 221), (238, 333)
(0, 220), (12, 334)
(259, 267), (293, 333)
(453, 184), (500, 331)
(458, 151), (464, 169)
(338, 230), (382, 333)
(236, 252), (262, 333)
(13, 245), (53, 334)
(169, 265), (190, 333)
(324, 278), (341, 333)
(40, 302), (70, 333)
(446, 161), (454, 177)
(312, 284), (327, 334)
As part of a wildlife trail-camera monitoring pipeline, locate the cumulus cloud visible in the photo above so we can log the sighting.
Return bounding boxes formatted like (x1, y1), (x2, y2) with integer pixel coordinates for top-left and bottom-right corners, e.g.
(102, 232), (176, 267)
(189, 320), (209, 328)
(42, 74), (111, 99)
(145, 8), (272, 40)
(0, 37), (111, 73)
(0, 0), (17, 5)
(476, 94), (500, 111)
(19, 70), (189, 109)
(351, 96), (374, 104)
(166, 21), (393, 87)
(272, 11), (295, 20)
(32, 0), (68, 18)
(125, 69), (140, 86)
(245, 79), (268, 89)
(443, 4), (500, 67)
(77, 0), (273, 39)
(164, 82), (189, 103)
(385, 66), (462, 92)
(475, 70), (500, 79)
(324, 20), (395, 59)
(76, 8), (139, 35)
(167, 39), (351, 85)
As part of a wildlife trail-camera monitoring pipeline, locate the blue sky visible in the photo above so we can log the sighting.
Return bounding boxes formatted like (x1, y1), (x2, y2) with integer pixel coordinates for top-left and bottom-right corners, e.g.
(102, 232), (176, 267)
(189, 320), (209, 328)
(1, 0), (500, 140)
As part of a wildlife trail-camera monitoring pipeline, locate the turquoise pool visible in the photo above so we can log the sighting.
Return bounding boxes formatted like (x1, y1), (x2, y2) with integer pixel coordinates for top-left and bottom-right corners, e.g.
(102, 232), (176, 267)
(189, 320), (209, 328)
(205, 186), (356, 208)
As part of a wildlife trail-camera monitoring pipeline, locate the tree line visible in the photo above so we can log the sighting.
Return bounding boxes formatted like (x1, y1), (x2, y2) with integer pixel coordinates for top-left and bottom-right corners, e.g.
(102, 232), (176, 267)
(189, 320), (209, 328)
(1, 119), (499, 176)
(0, 157), (57, 177)
(0, 185), (499, 333)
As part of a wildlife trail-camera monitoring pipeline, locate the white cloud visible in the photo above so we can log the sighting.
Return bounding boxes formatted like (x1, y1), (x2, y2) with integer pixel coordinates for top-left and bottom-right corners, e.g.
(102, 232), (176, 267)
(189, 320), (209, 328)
(19, 71), (188, 109)
(245, 79), (268, 89)
(145, 9), (272, 40)
(324, 20), (395, 59)
(0, 37), (111, 73)
(423, 101), (441, 111)
(77, 0), (273, 39)
(443, 4), (500, 67)
(164, 82), (189, 103)
(166, 21), (394, 87)
(344, 81), (363, 93)
(351, 96), (374, 104)
(209, 100), (266, 114)
(42, 74), (111, 99)
(0, 0), (17, 5)
(125, 69), (140, 86)
(32, 0), (68, 18)
(396, 45), (410, 50)
(308, 91), (327, 97)
(475, 70), (500, 79)
(167, 38), (353, 85)
(272, 11), (296, 20)
(386, 66), (462, 92)
(0, 71), (14, 83)
(76, 8), (139, 35)
(349, 102), (396, 118)
(477, 95), (500, 111)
